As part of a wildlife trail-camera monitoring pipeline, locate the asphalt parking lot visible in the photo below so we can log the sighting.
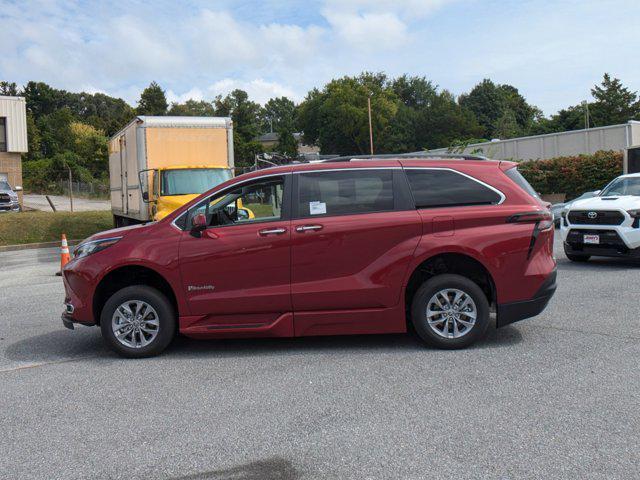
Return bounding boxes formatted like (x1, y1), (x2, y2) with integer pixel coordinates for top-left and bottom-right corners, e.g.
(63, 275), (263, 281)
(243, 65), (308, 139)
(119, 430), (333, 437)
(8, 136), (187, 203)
(1, 235), (638, 480)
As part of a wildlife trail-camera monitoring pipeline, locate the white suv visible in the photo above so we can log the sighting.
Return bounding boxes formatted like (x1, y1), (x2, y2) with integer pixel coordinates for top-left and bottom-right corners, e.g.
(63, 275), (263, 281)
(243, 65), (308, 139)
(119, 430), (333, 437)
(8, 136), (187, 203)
(560, 173), (640, 261)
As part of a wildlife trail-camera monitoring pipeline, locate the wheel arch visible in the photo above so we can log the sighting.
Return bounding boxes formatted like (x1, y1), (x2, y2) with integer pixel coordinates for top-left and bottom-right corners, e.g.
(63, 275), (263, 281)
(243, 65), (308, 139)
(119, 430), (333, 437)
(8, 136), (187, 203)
(92, 264), (179, 325)
(404, 252), (497, 324)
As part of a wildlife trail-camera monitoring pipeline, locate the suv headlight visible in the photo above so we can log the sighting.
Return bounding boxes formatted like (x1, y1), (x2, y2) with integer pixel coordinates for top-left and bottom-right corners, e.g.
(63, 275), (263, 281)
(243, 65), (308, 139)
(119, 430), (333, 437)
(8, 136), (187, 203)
(627, 209), (640, 218)
(74, 237), (122, 259)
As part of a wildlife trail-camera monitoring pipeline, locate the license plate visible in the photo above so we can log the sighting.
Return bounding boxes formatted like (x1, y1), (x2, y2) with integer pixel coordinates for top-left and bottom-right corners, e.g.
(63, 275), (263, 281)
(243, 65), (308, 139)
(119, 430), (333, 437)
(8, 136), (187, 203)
(584, 234), (600, 244)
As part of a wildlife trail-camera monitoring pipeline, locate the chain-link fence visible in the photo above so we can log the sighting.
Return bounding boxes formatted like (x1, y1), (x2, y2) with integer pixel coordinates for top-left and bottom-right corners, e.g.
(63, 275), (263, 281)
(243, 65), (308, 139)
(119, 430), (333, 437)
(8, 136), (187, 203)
(56, 179), (109, 199)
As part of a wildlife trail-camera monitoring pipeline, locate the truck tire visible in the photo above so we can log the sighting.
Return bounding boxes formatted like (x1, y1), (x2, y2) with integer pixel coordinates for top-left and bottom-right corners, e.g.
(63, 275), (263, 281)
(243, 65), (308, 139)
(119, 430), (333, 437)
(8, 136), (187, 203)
(411, 274), (489, 349)
(100, 285), (176, 358)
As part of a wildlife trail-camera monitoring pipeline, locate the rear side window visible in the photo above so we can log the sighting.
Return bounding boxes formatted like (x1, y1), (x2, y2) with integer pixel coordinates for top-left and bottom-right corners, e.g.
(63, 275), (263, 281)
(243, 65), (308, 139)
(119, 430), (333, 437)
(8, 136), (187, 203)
(505, 167), (539, 199)
(405, 169), (502, 208)
(297, 170), (394, 217)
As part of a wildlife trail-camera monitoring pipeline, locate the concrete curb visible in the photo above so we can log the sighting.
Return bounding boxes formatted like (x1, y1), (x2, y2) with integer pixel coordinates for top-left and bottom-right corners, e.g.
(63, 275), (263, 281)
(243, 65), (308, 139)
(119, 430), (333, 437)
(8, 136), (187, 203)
(0, 239), (82, 253)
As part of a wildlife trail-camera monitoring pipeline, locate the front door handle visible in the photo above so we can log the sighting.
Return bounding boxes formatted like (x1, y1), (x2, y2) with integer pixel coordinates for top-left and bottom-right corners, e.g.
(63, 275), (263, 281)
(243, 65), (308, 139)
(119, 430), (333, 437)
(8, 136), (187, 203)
(258, 227), (287, 236)
(295, 224), (323, 232)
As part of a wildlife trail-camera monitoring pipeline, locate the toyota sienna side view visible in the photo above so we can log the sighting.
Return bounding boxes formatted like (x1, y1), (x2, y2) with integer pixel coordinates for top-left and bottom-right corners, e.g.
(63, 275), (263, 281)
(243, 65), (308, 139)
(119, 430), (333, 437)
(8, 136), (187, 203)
(61, 155), (557, 357)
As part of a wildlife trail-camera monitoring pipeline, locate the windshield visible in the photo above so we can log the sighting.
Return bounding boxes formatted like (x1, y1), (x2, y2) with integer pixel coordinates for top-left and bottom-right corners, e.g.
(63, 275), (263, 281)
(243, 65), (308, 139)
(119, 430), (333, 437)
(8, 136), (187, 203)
(161, 168), (232, 196)
(0, 181), (10, 191)
(600, 177), (640, 197)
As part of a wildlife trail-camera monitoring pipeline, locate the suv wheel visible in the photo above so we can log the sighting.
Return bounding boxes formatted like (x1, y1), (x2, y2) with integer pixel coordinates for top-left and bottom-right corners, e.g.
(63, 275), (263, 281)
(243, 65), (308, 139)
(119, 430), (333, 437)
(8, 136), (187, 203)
(100, 286), (176, 358)
(411, 274), (489, 349)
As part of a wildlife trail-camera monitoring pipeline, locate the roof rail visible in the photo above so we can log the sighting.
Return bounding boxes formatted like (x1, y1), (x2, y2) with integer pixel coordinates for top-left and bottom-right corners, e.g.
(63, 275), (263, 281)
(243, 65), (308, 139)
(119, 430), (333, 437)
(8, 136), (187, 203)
(322, 152), (488, 162)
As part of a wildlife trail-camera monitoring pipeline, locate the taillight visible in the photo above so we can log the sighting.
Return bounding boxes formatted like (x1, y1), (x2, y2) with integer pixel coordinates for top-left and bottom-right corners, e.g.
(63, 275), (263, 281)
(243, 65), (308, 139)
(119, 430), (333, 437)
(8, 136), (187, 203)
(506, 210), (553, 258)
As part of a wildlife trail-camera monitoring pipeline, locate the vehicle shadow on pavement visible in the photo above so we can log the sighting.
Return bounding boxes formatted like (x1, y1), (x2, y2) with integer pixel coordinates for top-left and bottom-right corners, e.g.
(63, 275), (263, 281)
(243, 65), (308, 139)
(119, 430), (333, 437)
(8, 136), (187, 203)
(167, 457), (299, 480)
(4, 322), (522, 364)
(556, 256), (640, 271)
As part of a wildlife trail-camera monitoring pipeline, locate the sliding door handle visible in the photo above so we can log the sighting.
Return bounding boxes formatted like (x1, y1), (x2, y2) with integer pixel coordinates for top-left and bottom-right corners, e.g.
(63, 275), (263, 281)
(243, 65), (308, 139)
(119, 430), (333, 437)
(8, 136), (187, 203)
(295, 224), (323, 232)
(258, 228), (286, 236)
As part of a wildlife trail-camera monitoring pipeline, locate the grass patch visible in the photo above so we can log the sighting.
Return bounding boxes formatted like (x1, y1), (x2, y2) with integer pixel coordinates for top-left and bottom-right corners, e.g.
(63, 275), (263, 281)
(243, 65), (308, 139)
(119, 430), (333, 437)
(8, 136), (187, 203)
(0, 210), (113, 246)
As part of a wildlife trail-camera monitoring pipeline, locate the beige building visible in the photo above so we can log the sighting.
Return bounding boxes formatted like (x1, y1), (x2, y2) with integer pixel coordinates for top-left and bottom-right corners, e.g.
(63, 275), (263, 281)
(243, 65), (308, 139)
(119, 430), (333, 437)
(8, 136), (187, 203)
(0, 96), (28, 206)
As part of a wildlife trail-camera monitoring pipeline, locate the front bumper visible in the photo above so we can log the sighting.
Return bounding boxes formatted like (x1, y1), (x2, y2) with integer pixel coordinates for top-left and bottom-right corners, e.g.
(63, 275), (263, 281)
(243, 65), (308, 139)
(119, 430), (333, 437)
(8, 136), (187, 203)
(0, 202), (20, 212)
(496, 268), (557, 328)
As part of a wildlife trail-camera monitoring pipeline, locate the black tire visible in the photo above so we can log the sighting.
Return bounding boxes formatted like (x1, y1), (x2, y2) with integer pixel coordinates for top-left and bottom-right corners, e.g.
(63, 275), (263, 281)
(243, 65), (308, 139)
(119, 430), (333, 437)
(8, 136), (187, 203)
(564, 248), (590, 262)
(100, 285), (176, 358)
(411, 274), (490, 349)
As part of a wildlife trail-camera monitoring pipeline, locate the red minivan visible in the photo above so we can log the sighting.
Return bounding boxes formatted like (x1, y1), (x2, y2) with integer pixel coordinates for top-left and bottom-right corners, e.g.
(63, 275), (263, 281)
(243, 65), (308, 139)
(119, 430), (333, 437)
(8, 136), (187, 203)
(61, 154), (557, 357)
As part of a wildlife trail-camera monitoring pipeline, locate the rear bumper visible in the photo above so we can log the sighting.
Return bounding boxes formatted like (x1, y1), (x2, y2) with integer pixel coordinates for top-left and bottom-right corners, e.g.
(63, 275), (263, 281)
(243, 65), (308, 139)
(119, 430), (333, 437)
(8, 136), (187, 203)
(496, 268), (557, 328)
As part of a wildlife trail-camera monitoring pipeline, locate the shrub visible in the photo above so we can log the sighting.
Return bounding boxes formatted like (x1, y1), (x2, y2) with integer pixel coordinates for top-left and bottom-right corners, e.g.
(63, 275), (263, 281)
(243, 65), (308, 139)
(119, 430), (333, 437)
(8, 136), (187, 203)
(517, 150), (622, 199)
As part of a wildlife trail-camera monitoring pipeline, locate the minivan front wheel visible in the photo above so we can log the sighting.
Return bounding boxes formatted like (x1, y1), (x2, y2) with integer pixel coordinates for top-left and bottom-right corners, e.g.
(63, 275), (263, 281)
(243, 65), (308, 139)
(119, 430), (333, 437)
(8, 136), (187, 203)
(411, 274), (489, 349)
(100, 286), (176, 358)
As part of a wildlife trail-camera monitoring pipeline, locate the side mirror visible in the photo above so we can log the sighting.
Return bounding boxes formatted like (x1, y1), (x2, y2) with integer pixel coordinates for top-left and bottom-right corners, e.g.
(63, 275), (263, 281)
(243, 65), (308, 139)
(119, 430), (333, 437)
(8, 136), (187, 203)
(191, 213), (207, 232)
(14, 185), (22, 192)
(237, 208), (250, 221)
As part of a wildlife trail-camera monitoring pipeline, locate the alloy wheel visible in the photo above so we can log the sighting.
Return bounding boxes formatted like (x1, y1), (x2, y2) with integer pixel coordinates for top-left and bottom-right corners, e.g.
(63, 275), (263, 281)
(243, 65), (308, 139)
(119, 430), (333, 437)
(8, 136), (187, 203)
(426, 288), (477, 339)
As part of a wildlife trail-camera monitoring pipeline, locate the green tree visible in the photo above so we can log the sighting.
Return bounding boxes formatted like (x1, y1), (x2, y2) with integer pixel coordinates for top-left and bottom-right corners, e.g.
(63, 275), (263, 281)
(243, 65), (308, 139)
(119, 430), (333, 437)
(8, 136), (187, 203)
(459, 79), (539, 138)
(590, 73), (639, 126)
(214, 89), (264, 167)
(0, 81), (18, 96)
(262, 97), (296, 133)
(297, 72), (398, 155)
(137, 81), (168, 116)
(168, 99), (215, 116)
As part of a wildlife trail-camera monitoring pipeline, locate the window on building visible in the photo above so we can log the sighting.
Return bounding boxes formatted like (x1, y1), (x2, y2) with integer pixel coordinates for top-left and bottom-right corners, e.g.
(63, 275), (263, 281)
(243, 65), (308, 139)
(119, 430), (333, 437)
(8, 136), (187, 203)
(0, 118), (6, 152)
(297, 169), (394, 217)
(405, 169), (502, 208)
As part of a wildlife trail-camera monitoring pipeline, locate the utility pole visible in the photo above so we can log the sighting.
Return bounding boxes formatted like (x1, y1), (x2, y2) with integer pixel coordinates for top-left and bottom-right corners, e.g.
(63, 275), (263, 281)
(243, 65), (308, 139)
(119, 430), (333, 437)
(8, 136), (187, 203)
(582, 100), (590, 130)
(367, 92), (374, 155)
(67, 165), (74, 213)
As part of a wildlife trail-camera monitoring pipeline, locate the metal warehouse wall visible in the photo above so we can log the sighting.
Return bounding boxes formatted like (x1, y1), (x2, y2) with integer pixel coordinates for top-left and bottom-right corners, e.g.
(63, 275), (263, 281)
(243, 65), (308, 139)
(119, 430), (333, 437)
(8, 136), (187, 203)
(0, 96), (28, 153)
(428, 120), (640, 161)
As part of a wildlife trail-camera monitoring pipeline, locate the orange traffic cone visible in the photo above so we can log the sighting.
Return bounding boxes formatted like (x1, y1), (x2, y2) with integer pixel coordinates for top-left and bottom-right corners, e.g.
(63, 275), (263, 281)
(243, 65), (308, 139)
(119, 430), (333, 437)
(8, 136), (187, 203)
(56, 234), (71, 276)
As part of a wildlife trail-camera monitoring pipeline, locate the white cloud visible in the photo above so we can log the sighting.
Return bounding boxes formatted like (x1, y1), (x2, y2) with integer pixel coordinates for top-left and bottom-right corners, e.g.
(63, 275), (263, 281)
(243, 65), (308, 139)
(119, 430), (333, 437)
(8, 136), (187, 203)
(208, 78), (300, 105)
(322, 10), (408, 51)
(166, 88), (205, 104)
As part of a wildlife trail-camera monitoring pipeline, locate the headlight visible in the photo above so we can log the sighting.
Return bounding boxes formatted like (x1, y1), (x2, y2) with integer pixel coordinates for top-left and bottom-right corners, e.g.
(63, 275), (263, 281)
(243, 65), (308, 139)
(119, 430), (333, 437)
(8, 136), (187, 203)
(627, 209), (640, 218)
(561, 210), (568, 219)
(74, 237), (122, 259)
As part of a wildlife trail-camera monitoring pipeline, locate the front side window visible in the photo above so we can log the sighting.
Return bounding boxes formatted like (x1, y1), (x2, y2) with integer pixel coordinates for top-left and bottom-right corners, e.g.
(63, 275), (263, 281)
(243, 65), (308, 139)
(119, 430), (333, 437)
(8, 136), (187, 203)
(161, 168), (232, 196)
(0, 118), (6, 152)
(192, 177), (285, 227)
(297, 170), (394, 217)
(406, 169), (502, 208)
(600, 177), (640, 197)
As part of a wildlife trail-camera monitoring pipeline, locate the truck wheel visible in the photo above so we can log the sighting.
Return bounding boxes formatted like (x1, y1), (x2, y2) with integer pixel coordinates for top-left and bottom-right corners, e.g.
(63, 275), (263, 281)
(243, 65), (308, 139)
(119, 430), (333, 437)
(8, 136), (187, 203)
(100, 286), (176, 358)
(411, 274), (489, 349)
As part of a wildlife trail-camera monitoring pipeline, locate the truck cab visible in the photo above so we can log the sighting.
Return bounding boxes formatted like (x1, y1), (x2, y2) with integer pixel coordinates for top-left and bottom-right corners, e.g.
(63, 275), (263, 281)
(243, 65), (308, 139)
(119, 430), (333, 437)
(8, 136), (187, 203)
(142, 166), (233, 220)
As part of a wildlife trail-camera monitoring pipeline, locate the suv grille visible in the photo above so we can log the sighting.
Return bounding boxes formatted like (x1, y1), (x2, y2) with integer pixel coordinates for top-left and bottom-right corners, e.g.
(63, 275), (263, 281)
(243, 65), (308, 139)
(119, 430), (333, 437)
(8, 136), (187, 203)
(568, 210), (624, 225)
(0, 193), (10, 204)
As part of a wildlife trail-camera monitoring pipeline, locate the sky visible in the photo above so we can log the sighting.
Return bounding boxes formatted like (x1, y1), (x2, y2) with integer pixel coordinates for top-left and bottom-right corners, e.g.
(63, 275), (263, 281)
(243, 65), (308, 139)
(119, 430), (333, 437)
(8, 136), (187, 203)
(1, 0), (639, 115)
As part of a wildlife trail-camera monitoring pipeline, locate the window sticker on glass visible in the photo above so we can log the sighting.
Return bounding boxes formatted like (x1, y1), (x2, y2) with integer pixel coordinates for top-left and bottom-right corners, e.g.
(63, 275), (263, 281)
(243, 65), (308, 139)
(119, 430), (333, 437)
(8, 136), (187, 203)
(309, 201), (327, 215)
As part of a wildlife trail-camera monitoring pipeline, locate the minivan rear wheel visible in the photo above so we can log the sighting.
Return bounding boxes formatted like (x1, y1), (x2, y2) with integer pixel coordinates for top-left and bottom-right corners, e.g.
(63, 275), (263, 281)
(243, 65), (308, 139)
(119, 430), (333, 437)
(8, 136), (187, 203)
(100, 285), (176, 358)
(411, 274), (489, 349)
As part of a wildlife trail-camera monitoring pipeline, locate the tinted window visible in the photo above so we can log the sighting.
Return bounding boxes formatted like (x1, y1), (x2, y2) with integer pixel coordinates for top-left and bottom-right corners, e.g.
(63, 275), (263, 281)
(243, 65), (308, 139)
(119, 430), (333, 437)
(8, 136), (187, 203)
(406, 169), (501, 208)
(505, 167), (539, 198)
(297, 170), (394, 217)
(0, 118), (6, 152)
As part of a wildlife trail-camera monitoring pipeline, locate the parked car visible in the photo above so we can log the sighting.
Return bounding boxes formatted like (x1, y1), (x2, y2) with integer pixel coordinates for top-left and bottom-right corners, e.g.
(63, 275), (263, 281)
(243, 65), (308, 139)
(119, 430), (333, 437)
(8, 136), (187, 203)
(61, 154), (557, 357)
(0, 180), (21, 213)
(561, 173), (640, 261)
(551, 191), (599, 227)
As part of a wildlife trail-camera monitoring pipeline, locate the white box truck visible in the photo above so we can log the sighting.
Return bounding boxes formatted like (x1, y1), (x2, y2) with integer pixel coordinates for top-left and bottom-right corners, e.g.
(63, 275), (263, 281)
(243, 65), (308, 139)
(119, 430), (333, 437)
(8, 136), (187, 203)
(108, 116), (234, 226)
